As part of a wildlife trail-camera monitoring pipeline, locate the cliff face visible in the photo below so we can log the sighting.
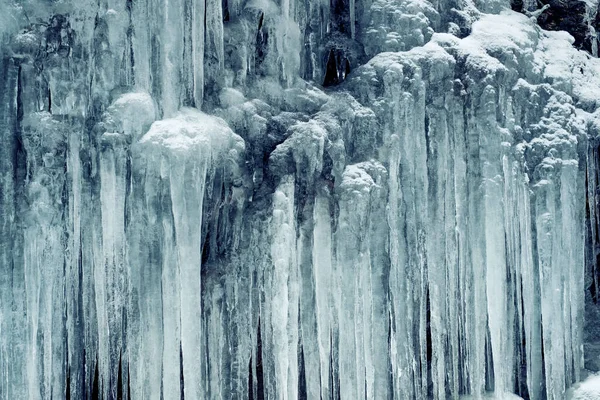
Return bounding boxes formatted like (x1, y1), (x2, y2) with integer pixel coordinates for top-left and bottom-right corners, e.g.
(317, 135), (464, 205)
(1, 0), (600, 399)
(511, 0), (600, 56)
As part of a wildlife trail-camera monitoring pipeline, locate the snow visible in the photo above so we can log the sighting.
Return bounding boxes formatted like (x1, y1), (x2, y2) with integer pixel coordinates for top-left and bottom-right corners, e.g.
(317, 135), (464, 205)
(219, 87), (247, 107)
(101, 92), (156, 140)
(568, 374), (600, 399)
(139, 108), (244, 156)
(339, 161), (384, 196)
(364, 0), (438, 55)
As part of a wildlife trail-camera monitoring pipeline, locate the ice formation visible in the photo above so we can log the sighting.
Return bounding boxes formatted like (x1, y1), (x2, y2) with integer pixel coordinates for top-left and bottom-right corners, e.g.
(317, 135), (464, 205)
(2, 0), (600, 399)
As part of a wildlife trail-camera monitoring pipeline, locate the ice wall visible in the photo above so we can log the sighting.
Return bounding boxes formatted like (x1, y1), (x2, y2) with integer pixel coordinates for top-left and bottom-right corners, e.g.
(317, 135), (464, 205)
(1, 0), (600, 399)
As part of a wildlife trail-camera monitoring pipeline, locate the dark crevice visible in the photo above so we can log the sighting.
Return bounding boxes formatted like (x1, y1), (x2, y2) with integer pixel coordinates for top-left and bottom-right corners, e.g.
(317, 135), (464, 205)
(92, 357), (100, 400)
(425, 285), (433, 398)
(255, 13), (268, 75)
(248, 354), (254, 400)
(127, 364), (131, 400)
(180, 344), (185, 400)
(258, 12), (264, 30)
(15, 63), (27, 186)
(540, 325), (547, 395)
(330, 331), (340, 400)
(202, 229), (211, 264)
(329, 0), (352, 35)
(484, 323), (495, 392)
(515, 280), (530, 399)
(323, 49), (340, 86)
(387, 309), (395, 397)
(48, 85), (52, 114)
(222, 0), (230, 22)
(298, 342), (307, 400)
(117, 352), (123, 400)
(256, 319), (265, 400)
(126, 0), (135, 86)
(321, 34), (364, 86)
(66, 366), (71, 400)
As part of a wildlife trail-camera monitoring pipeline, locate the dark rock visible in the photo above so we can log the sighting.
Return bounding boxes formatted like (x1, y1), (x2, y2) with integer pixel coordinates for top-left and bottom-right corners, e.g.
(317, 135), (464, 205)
(515, 0), (597, 54)
(45, 14), (74, 57)
(321, 32), (364, 86)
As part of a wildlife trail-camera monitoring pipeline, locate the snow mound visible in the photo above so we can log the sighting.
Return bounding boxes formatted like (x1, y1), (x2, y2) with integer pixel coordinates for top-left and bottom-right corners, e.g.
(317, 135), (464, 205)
(339, 161), (386, 198)
(568, 374), (600, 399)
(102, 92), (156, 140)
(219, 88), (247, 108)
(139, 108), (244, 158)
(269, 119), (328, 178)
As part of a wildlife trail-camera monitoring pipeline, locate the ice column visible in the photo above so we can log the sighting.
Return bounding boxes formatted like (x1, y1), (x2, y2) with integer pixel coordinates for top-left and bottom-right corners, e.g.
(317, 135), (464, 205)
(133, 108), (244, 399)
(268, 176), (299, 400)
(335, 162), (386, 400)
(21, 113), (68, 400)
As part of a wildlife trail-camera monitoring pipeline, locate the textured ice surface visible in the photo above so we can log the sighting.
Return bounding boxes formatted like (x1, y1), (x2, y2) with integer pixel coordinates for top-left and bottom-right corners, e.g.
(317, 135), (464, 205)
(2, 0), (600, 399)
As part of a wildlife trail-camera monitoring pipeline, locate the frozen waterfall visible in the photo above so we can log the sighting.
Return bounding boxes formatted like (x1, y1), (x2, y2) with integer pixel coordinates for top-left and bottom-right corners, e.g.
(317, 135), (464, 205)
(2, 0), (600, 399)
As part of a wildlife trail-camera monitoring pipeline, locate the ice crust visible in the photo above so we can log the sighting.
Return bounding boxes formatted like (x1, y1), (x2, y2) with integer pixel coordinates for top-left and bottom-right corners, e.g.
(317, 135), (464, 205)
(2, 1), (600, 400)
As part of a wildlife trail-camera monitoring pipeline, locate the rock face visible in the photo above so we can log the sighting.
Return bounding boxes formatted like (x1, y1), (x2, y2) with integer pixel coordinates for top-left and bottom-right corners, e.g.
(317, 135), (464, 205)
(1, 0), (600, 399)
(537, 1), (590, 49)
(512, 0), (600, 55)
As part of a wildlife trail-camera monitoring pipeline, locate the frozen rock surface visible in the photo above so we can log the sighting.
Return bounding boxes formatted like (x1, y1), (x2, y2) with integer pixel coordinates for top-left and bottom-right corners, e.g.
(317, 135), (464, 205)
(2, 0), (600, 399)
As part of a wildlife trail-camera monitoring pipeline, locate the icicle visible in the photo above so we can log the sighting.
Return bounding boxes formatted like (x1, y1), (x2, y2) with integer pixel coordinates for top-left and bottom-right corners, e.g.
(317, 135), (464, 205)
(480, 87), (513, 394)
(160, 189), (182, 400)
(296, 192), (320, 400)
(269, 175), (297, 400)
(0, 58), (28, 400)
(312, 192), (333, 399)
(66, 128), (84, 400)
(131, 0), (151, 92)
(335, 162), (385, 400)
(205, 0), (225, 82)
(99, 136), (129, 400)
(387, 130), (417, 399)
(588, 142), (600, 304)
(193, 0), (206, 107)
(204, 277), (226, 399)
(18, 112), (69, 400)
(464, 90), (487, 400)
(349, 0), (355, 39)
(363, 164), (389, 400)
(425, 107), (452, 400)
(133, 108), (244, 399)
(162, 0), (185, 115)
(127, 151), (163, 400)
